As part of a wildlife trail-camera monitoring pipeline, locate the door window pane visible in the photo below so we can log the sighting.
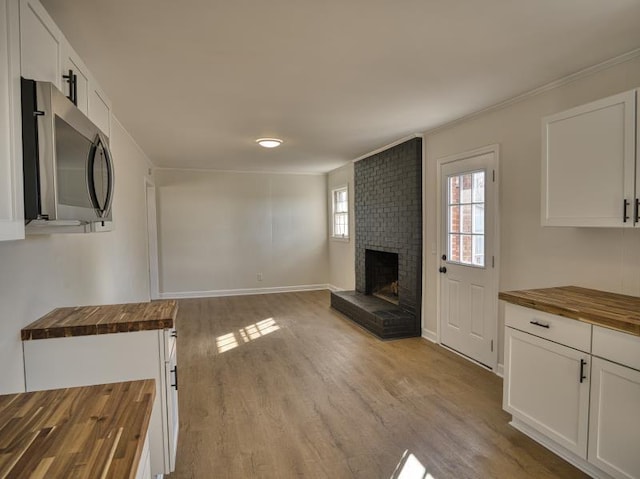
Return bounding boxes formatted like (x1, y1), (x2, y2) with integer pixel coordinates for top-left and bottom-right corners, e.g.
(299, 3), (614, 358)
(473, 235), (484, 266)
(472, 172), (485, 203)
(449, 206), (460, 233)
(447, 170), (485, 267)
(461, 205), (472, 233)
(472, 204), (484, 234)
(461, 174), (472, 203)
(449, 176), (460, 203)
(449, 234), (460, 263)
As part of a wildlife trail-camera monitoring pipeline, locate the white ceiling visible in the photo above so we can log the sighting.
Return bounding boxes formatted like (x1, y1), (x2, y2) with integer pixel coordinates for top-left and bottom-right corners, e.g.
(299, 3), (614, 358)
(41, 0), (640, 173)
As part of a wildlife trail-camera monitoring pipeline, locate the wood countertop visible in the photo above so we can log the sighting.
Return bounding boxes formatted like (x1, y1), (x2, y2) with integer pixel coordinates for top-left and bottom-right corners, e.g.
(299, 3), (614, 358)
(499, 286), (640, 336)
(21, 300), (178, 341)
(0, 380), (155, 478)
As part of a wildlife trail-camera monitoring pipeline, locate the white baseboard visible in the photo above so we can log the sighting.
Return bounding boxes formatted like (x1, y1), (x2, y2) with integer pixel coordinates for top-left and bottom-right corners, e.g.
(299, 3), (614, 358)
(326, 284), (343, 292)
(495, 363), (504, 377)
(421, 328), (437, 343)
(159, 284), (332, 299)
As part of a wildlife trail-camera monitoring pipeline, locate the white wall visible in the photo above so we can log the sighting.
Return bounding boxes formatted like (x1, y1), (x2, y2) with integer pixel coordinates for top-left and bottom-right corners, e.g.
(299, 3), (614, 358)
(155, 169), (329, 296)
(0, 116), (153, 394)
(327, 162), (355, 290)
(423, 55), (640, 365)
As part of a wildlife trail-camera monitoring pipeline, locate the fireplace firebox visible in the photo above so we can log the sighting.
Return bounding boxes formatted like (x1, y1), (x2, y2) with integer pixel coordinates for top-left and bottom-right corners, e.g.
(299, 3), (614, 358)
(365, 250), (399, 305)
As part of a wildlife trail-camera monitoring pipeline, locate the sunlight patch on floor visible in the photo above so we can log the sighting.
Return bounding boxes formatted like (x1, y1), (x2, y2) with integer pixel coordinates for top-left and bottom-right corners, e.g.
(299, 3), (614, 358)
(215, 318), (280, 353)
(391, 450), (434, 479)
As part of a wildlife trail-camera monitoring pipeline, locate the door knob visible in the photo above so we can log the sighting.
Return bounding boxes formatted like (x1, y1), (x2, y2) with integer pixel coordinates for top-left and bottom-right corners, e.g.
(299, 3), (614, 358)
(439, 266), (447, 273)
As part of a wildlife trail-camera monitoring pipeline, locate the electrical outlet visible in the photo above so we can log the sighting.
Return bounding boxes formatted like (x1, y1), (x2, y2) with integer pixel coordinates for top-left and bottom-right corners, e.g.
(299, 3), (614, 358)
(257, 273), (263, 281)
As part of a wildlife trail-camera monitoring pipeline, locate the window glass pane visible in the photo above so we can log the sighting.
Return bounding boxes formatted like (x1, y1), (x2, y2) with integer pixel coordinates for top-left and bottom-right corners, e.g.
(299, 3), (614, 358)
(449, 234), (460, 262)
(449, 176), (460, 204)
(332, 187), (349, 237)
(473, 235), (484, 266)
(449, 206), (460, 233)
(461, 234), (472, 263)
(472, 204), (484, 234)
(472, 171), (485, 203)
(460, 205), (472, 233)
(334, 212), (348, 236)
(461, 174), (472, 204)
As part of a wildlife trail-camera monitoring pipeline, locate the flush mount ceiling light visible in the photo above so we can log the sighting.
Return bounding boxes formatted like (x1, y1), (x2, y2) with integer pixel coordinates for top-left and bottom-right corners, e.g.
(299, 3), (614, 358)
(256, 138), (283, 148)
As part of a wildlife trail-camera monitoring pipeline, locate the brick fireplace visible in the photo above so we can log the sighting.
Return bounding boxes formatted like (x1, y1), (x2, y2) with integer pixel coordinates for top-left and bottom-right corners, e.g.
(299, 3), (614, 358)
(331, 137), (422, 339)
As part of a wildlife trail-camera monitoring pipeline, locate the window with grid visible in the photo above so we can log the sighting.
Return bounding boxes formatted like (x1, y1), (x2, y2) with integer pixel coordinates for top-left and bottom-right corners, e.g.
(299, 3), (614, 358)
(332, 187), (349, 239)
(447, 170), (485, 267)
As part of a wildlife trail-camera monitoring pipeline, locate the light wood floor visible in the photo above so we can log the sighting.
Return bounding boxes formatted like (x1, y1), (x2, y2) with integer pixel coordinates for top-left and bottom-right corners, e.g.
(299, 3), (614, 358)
(170, 290), (587, 479)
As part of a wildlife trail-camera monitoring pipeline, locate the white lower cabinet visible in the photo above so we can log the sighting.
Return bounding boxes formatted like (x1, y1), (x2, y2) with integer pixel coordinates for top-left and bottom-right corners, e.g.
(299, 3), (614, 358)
(23, 328), (179, 477)
(135, 433), (152, 479)
(504, 304), (640, 479)
(504, 327), (590, 457)
(588, 358), (640, 479)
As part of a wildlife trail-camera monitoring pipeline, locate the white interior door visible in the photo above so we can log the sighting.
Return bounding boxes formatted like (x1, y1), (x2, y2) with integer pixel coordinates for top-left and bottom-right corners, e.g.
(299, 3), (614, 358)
(439, 148), (498, 368)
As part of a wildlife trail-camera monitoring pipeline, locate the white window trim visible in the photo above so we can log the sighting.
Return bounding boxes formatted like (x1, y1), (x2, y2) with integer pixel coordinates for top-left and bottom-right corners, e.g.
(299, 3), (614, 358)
(331, 185), (350, 241)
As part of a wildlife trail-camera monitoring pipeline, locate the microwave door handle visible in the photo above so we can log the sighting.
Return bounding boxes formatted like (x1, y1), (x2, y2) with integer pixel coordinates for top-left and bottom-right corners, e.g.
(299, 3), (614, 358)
(101, 136), (115, 219)
(87, 140), (103, 215)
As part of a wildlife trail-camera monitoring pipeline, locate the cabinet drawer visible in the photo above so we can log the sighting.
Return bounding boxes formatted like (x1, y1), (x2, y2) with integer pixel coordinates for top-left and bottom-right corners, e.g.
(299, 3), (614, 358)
(593, 326), (640, 371)
(504, 303), (592, 352)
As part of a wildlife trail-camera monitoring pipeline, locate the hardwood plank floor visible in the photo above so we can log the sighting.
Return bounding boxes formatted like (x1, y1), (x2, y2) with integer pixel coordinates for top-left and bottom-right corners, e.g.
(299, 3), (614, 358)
(170, 290), (588, 479)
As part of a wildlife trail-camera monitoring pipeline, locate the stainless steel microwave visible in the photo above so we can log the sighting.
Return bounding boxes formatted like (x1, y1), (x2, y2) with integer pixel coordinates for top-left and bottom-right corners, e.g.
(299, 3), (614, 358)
(21, 78), (114, 227)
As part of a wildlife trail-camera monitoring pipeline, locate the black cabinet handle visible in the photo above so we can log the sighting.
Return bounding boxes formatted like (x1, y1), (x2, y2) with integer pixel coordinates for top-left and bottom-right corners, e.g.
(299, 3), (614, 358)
(171, 330), (177, 338)
(529, 320), (550, 329)
(62, 69), (77, 106)
(171, 366), (178, 390)
(579, 359), (587, 383)
(623, 199), (630, 223)
(635, 198), (639, 224)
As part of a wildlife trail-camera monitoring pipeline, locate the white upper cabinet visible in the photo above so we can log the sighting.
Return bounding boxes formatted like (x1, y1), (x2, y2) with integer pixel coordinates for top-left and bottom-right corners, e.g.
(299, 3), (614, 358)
(542, 90), (637, 227)
(19, 0), (62, 87)
(89, 83), (111, 137)
(0, 0), (24, 241)
(19, 0), (111, 134)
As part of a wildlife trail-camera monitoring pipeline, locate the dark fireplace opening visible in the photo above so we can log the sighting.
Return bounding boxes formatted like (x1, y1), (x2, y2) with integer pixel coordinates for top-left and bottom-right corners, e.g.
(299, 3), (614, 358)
(365, 250), (399, 305)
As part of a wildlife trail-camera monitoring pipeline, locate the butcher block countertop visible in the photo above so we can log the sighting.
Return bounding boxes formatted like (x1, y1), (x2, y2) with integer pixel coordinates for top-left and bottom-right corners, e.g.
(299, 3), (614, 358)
(0, 380), (155, 478)
(499, 286), (640, 336)
(21, 300), (178, 341)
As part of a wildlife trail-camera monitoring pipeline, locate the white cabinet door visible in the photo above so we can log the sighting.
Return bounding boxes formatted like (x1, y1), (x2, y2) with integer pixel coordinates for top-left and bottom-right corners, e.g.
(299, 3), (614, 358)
(541, 90), (637, 227)
(88, 82), (111, 137)
(588, 357), (640, 479)
(19, 0), (62, 87)
(164, 344), (179, 472)
(0, 0), (24, 241)
(504, 327), (590, 457)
